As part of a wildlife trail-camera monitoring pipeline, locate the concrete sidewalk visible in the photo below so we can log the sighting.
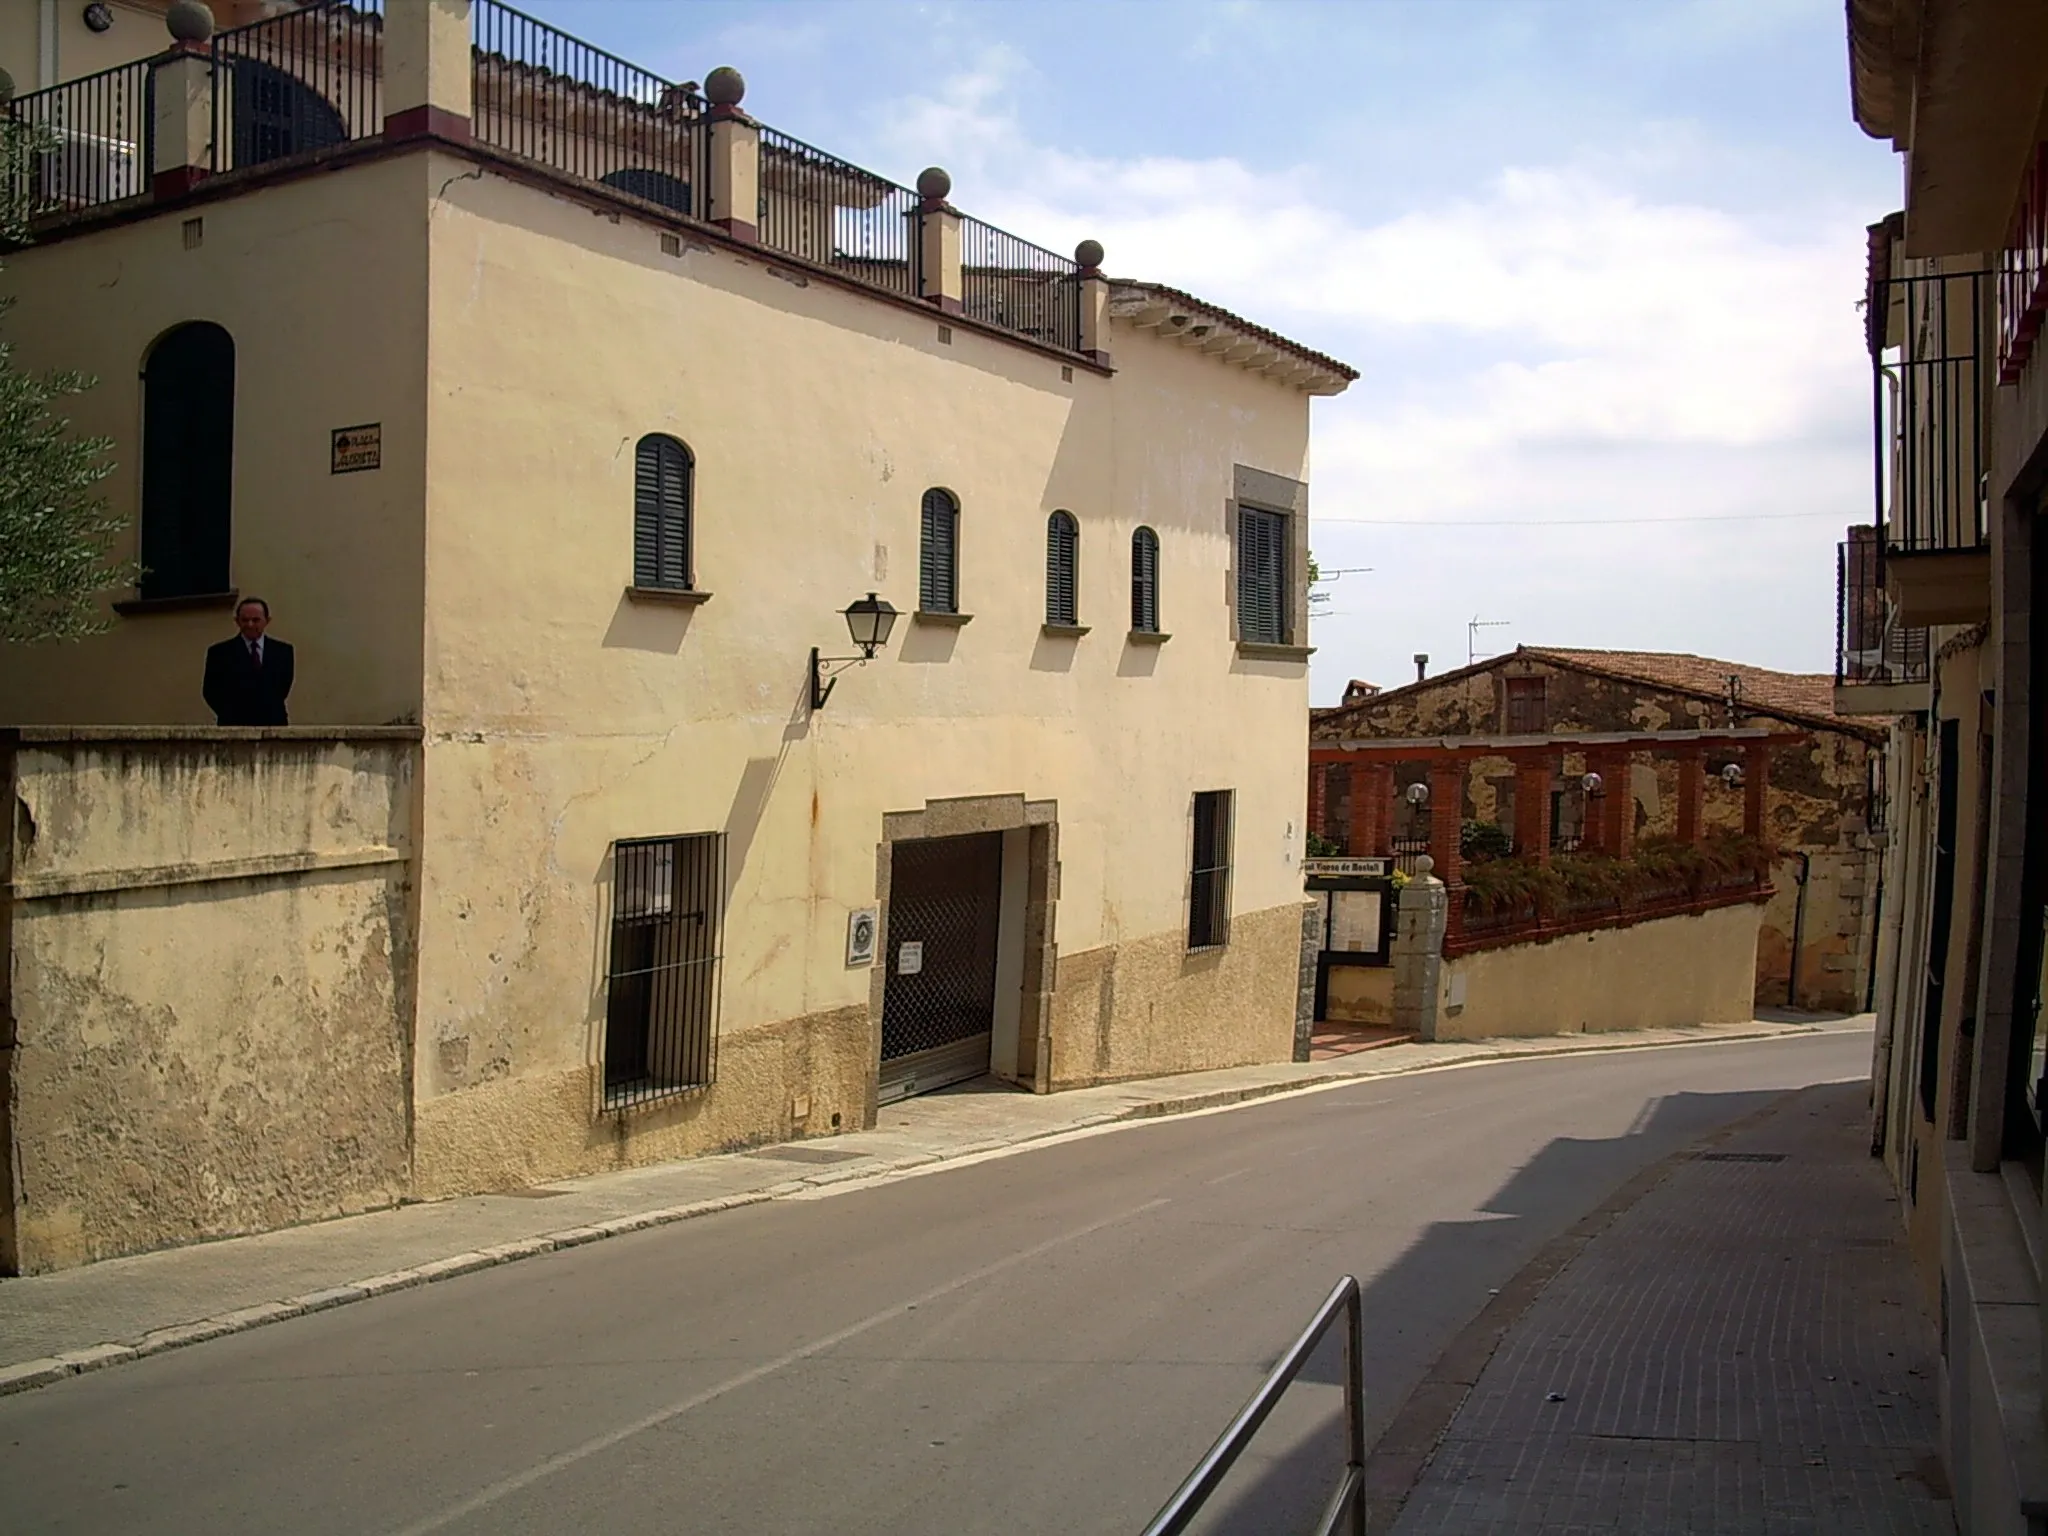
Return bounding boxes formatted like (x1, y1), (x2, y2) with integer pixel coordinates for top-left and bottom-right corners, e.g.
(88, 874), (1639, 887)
(1378, 1073), (1949, 1534)
(0, 1015), (1864, 1397)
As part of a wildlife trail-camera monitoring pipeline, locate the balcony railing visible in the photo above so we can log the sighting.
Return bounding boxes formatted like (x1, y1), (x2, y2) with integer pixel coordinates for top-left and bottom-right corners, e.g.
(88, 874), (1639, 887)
(471, 0), (701, 216)
(1871, 267), (1992, 555)
(756, 125), (919, 299)
(1999, 141), (2047, 386)
(7, 59), (152, 218)
(1836, 532), (1928, 688)
(960, 213), (1082, 352)
(210, 1), (384, 176)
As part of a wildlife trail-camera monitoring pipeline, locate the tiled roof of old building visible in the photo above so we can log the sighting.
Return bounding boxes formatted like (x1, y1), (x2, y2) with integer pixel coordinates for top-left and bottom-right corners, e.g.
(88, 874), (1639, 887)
(1312, 645), (1887, 741)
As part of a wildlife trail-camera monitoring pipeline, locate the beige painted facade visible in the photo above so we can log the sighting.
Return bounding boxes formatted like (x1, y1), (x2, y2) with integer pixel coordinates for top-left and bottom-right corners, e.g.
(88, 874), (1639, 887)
(1432, 902), (1763, 1042)
(0, 14), (1349, 1259)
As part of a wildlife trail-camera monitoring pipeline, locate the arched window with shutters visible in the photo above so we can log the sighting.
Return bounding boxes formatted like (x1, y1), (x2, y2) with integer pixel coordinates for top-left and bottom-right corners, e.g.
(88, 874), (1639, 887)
(633, 434), (694, 591)
(919, 488), (959, 613)
(1131, 526), (1161, 633)
(139, 321), (236, 601)
(1045, 511), (1079, 626)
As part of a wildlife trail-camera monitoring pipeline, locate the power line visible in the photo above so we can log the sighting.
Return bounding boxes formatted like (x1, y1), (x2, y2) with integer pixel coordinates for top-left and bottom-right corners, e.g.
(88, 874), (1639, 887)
(1313, 511), (1840, 527)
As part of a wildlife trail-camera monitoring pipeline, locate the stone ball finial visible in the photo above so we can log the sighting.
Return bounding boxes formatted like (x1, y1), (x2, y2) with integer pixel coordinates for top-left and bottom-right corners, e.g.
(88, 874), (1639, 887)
(703, 66), (745, 107)
(1074, 238), (1104, 270)
(1413, 854), (1435, 876)
(916, 166), (952, 202)
(0, 68), (14, 107)
(166, 0), (215, 42)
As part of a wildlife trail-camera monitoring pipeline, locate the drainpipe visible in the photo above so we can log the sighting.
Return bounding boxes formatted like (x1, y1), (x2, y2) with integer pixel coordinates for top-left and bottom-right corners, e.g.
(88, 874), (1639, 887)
(1787, 852), (1812, 1009)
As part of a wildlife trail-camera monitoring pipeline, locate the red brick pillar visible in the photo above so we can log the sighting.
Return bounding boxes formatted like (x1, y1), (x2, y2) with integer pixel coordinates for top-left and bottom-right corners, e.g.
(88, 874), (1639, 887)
(1307, 758), (1329, 846)
(1743, 742), (1771, 841)
(1353, 761), (1392, 858)
(1607, 749), (1636, 856)
(1514, 752), (1554, 865)
(1428, 758), (1464, 887)
(1580, 750), (1614, 853)
(1677, 747), (1705, 844)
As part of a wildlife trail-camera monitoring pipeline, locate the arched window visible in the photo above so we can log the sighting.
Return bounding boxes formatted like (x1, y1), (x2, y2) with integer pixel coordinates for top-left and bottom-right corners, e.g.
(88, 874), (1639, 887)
(1131, 526), (1161, 633)
(601, 168), (692, 215)
(1045, 511), (1079, 626)
(231, 59), (348, 170)
(633, 434), (694, 590)
(919, 488), (959, 613)
(140, 321), (235, 601)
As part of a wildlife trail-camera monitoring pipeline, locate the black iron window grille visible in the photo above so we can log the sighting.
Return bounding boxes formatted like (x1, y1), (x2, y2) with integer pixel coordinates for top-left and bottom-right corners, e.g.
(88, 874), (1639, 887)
(139, 321), (236, 601)
(1045, 510), (1078, 626)
(920, 488), (959, 613)
(604, 833), (724, 1110)
(1871, 267), (1993, 555)
(633, 433), (693, 590)
(1132, 526), (1161, 633)
(1836, 531), (1929, 686)
(1189, 789), (1234, 950)
(210, 1), (382, 175)
(1236, 506), (1288, 645)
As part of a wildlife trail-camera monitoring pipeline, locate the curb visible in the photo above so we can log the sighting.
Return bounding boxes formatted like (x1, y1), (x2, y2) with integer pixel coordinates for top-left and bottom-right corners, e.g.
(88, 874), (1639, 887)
(0, 1022), (1859, 1400)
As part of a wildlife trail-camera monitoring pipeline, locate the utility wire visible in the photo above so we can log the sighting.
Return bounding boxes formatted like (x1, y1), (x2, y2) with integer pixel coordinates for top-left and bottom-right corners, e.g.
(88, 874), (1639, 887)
(1313, 511), (1839, 527)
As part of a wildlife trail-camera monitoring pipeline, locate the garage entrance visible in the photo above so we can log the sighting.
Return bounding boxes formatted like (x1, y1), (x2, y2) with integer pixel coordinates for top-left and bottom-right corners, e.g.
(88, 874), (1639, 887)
(878, 831), (1004, 1103)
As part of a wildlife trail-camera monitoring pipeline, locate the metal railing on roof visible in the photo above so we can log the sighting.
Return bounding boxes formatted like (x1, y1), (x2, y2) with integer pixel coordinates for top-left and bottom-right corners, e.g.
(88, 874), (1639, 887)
(960, 212), (1081, 351)
(755, 123), (919, 299)
(7, 59), (152, 218)
(210, 1), (384, 176)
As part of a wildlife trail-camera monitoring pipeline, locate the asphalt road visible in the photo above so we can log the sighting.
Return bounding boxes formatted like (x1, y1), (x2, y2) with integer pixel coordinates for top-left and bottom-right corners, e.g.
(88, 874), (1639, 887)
(0, 1030), (1870, 1536)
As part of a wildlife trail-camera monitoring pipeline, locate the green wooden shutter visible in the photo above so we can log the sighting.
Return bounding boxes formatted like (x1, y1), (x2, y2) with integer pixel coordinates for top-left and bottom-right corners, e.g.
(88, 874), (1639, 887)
(921, 489), (958, 612)
(1237, 507), (1287, 644)
(1131, 527), (1160, 632)
(634, 435), (692, 589)
(140, 322), (235, 600)
(1046, 512), (1078, 625)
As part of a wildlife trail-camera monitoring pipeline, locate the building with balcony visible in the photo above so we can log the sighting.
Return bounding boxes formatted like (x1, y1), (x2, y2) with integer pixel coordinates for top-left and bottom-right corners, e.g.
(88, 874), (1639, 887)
(0, 0), (1354, 1273)
(1845, 1), (2048, 1529)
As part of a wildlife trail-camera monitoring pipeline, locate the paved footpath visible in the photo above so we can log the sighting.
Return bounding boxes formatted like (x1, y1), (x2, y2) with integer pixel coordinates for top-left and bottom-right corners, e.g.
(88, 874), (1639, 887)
(0, 1016), (1858, 1397)
(1380, 1075), (1951, 1535)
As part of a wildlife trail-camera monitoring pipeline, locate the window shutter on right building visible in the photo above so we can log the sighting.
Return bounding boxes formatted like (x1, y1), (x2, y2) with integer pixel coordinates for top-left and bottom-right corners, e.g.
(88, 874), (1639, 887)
(921, 489), (959, 612)
(633, 434), (693, 590)
(1131, 526), (1160, 632)
(1236, 506), (1287, 644)
(1046, 511), (1078, 625)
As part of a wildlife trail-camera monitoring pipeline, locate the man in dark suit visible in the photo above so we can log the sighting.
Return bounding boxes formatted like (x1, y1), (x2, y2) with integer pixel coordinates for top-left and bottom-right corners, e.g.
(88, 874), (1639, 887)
(202, 597), (295, 726)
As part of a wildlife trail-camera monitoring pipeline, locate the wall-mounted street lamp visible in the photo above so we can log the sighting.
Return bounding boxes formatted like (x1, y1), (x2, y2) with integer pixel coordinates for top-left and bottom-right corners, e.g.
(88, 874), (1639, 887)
(810, 592), (899, 711)
(1404, 781), (1430, 807)
(1720, 762), (1745, 789)
(1581, 771), (1604, 796)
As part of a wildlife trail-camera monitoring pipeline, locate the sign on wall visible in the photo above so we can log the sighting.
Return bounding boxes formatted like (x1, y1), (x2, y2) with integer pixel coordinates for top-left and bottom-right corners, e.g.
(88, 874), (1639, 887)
(331, 423), (382, 474)
(1302, 857), (1391, 878)
(896, 941), (924, 976)
(846, 907), (878, 968)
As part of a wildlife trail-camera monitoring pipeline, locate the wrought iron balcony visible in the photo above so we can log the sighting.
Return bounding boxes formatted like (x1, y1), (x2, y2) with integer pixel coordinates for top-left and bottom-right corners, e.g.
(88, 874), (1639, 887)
(1835, 531), (1929, 714)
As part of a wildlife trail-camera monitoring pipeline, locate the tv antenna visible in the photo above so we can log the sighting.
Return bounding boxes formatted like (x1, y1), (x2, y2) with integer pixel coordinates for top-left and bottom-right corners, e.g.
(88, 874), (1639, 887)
(1308, 566), (1372, 613)
(1468, 616), (1510, 665)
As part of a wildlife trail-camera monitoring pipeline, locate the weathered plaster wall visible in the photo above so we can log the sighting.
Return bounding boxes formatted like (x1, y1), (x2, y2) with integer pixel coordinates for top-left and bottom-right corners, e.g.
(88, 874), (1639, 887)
(0, 156), (429, 728)
(1323, 963), (1394, 1025)
(1436, 900), (1763, 1041)
(404, 155), (1318, 1190)
(3, 730), (418, 1272)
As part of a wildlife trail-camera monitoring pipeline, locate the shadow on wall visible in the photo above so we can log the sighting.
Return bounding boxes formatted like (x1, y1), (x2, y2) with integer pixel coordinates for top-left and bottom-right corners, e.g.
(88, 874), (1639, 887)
(1151, 1086), (1790, 1536)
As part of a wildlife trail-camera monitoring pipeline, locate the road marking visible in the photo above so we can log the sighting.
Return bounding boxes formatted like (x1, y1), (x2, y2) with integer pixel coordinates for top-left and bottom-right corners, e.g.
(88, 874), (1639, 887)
(1205, 1167), (1252, 1184)
(386, 1196), (1171, 1536)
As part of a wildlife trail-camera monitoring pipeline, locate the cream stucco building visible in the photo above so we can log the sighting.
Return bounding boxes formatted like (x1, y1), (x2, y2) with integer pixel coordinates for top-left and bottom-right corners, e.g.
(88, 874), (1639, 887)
(0, 0), (1353, 1271)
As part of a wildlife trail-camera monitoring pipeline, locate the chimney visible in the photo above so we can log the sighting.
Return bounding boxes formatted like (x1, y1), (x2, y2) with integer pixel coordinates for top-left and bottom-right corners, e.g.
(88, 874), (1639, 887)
(1413, 653), (1429, 682)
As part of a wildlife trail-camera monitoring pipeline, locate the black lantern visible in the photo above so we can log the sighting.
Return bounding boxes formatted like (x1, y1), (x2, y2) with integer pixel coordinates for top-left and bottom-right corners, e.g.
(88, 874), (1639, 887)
(811, 593), (900, 710)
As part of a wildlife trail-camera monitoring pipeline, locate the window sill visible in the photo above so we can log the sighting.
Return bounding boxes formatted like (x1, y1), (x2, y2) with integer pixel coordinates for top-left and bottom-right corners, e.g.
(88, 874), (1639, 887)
(113, 589), (240, 616)
(1041, 623), (1091, 638)
(1236, 641), (1314, 661)
(914, 610), (973, 627)
(624, 585), (712, 607)
(1127, 629), (1172, 645)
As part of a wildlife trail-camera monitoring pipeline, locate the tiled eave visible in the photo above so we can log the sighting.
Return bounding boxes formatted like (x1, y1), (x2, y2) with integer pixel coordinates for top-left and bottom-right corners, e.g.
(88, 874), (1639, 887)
(1107, 281), (1355, 396)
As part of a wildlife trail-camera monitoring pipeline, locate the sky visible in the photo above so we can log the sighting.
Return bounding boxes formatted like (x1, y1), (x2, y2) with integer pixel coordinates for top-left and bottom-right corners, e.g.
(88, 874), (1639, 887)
(538, 0), (1900, 703)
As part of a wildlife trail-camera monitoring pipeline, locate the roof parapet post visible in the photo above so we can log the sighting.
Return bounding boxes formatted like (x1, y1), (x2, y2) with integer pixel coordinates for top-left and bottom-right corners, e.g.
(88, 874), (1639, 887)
(915, 167), (962, 314)
(151, 2), (214, 198)
(386, 0), (473, 142)
(1075, 239), (1111, 366)
(702, 66), (758, 242)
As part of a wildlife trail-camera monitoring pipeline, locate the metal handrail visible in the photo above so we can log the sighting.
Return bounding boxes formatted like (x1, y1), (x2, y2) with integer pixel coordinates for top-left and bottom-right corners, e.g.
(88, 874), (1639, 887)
(1140, 1275), (1365, 1536)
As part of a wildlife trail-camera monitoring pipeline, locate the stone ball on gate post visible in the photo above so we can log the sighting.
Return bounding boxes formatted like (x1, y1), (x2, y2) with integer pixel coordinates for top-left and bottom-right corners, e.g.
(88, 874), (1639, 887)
(166, 0), (215, 43)
(1414, 855), (1435, 876)
(703, 66), (745, 107)
(916, 166), (952, 202)
(1074, 238), (1105, 271)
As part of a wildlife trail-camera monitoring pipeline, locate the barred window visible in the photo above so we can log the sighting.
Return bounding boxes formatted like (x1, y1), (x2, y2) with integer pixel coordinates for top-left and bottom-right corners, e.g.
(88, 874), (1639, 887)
(1189, 790), (1234, 950)
(605, 833), (724, 1108)
(1131, 526), (1161, 633)
(634, 434), (694, 591)
(920, 488), (960, 613)
(1046, 511), (1079, 625)
(1236, 506), (1288, 644)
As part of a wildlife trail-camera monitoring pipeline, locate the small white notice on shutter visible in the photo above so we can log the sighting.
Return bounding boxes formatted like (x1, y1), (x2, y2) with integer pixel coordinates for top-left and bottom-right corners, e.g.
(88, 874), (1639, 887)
(897, 941), (924, 975)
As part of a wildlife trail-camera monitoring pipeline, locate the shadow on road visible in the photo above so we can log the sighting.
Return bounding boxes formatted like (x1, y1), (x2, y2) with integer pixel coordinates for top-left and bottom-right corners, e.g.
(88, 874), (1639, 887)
(1171, 1086), (1784, 1536)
